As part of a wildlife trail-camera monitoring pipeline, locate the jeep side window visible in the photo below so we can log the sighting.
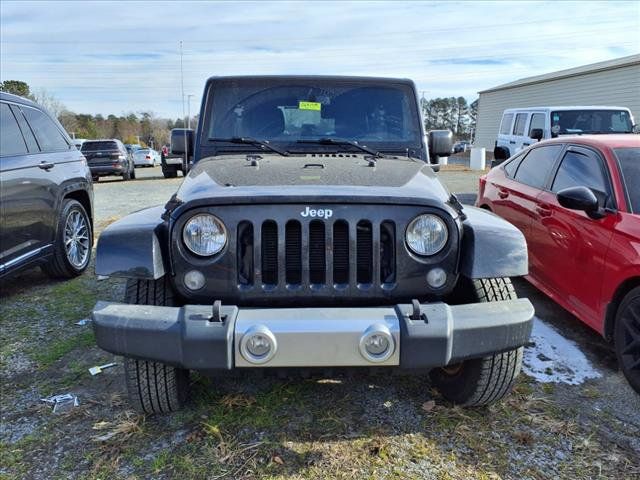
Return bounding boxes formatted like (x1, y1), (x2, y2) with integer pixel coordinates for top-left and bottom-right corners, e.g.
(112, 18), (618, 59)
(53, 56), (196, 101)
(21, 106), (70, 152)
(499, 113), (513, 135)
(512, 113), (528, 136)
(513, 145), (563, 189)
(528, 113), (545, 136)
(0, 102), (28, 157)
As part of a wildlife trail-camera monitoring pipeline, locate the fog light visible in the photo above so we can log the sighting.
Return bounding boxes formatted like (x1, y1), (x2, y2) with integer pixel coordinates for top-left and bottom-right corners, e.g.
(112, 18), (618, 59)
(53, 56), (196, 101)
(359, 324), (395, 363)
(427, 268), (447, 288)
(240, 325), (277, 364)
(184, 270), (205, 290)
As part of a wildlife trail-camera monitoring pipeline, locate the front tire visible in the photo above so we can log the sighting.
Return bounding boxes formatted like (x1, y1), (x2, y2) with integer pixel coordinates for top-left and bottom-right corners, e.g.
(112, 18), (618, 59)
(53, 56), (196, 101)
(614, 287), (640, 394)
(122, 278), (190, 414)
(42, 199), (92, 278)
(431, 278), (524, 406)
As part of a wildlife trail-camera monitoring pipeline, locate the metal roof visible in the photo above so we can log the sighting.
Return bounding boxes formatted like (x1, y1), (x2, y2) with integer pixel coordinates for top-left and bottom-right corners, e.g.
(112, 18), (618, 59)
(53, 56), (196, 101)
(479, 54), (640, 94)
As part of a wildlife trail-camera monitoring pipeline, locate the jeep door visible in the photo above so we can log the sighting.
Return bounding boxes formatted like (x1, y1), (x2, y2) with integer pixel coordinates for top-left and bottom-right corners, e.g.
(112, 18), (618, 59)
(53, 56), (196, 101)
(0, 102), (60, 271)
(511, 112), (529, 153)
(529, 145), (616, 330)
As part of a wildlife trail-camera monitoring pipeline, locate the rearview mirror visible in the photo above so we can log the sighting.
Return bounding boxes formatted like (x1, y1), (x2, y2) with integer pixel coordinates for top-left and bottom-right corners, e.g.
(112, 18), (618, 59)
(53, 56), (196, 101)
(557, 186), (603, 218)
(428, 130), (453, 158)
(170, 128), (195, 156)
(530, 128), (543, 141)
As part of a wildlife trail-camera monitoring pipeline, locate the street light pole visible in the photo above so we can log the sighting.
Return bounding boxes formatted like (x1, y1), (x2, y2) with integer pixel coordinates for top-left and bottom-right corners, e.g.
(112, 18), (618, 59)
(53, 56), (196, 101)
(186, 94), (194, 129)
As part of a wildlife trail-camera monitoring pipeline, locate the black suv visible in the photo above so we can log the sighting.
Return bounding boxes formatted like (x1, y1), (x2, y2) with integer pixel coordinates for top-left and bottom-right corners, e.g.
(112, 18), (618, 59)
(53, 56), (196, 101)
(82, 139), (135, 181)
(92, 76), (533, 414)
(0, 92), (93, 278)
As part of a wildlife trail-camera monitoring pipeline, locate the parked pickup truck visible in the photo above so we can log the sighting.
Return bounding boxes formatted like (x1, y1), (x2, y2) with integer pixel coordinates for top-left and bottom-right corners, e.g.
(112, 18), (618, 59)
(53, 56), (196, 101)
(92, 75), (534, 414)
(160, 129), (190, 178)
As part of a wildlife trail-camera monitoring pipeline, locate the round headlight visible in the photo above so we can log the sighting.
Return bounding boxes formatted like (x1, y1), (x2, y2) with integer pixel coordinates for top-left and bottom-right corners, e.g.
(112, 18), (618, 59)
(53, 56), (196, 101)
(182, 213), (227, 256)
(406, 214), (448, 256)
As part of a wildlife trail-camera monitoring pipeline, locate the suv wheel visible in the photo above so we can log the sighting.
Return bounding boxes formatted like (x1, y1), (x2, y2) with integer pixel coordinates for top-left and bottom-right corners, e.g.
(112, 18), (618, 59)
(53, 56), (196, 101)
(130, 163), (136, 180)
(122, 166), (131, 181)
(122, 277), (190, 413)
(42, 199), (92, 278)
(430, 277), (523, 406)
(614, 287), (640, 394)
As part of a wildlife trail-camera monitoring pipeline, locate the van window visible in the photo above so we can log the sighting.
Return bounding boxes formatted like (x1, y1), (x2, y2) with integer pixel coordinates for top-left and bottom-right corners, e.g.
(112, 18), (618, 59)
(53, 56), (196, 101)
(499, 113), (514, 135)
(0, 103), (28, 157)
(513, 145), (563, 189)
(512, 113), (528, 136)
(22, 107), (70, 152)
(528, 113), (545, 135)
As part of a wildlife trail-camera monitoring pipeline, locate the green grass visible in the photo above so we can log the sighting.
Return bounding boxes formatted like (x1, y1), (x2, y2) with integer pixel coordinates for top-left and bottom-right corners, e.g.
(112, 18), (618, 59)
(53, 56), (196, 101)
(32, 330), (95, 368)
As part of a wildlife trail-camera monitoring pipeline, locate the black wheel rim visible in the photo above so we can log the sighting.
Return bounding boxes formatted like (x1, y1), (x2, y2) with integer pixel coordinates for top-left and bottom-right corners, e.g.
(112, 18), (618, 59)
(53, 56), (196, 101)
(620, 297), (640, 373)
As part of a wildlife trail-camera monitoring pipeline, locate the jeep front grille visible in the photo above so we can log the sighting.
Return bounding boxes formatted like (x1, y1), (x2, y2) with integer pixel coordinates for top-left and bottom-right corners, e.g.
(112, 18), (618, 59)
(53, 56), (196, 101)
(237, 219), (396, 290)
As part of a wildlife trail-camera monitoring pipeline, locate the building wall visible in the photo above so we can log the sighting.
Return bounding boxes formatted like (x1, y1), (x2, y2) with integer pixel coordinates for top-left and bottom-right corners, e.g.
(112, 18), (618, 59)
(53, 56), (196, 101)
(475, 62), (640, 150)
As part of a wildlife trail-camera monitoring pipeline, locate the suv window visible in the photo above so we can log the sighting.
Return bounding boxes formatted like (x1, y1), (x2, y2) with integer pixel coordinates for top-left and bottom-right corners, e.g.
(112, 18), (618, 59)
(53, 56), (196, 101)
(512, 113), (528, 136)
(513, 145), (563, 189)
(614, 147), (640, 213)
(81, 141), (119, 152)
(11, 105), (39, 152)
(0, 103), (28, 157)
(551, 150), (608, 195)
(550, 109), (633, 134)
(21, 107), (69, 152)
(499, 113), (513, 135)
(528, 113), (545, 135)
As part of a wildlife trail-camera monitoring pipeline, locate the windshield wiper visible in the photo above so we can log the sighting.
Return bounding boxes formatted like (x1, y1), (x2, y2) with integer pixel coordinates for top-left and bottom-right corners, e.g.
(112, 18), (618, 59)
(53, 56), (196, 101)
(297, 138), (386, 158)
(210, 137), (289, 156)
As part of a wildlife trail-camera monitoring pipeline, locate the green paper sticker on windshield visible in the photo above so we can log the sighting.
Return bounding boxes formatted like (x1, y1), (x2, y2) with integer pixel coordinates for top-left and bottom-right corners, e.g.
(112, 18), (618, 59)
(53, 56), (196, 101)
(299, 101), (321, 111)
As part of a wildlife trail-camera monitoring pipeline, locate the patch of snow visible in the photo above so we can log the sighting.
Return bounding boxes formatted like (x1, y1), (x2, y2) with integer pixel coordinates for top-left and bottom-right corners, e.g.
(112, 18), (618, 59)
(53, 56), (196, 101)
(523, 317), (602, 385)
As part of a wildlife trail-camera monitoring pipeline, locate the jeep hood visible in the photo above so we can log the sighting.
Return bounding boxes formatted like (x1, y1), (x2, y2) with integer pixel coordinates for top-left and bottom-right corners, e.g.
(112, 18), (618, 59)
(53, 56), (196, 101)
(171, 154), (453, 213)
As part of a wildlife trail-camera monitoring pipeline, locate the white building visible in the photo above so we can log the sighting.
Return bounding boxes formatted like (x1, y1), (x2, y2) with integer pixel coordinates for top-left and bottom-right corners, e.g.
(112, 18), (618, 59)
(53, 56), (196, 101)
(474, 54), (640, 151)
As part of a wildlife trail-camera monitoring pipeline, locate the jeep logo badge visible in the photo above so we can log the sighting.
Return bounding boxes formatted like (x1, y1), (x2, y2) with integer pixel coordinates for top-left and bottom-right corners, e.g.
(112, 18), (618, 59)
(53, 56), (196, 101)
(300, 206), (333, 219)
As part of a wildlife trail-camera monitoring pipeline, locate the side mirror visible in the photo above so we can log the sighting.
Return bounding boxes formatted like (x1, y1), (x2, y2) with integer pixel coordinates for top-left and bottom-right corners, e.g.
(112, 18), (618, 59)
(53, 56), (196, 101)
(170, 128), (195, 156)
(428, 130), (453, 158)
(557, 186), (603, 218)
(530, 128), (543, 141)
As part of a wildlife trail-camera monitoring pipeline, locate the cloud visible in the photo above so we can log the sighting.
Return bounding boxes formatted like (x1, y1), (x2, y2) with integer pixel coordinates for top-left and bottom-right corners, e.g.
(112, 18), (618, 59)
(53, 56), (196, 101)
(1, 0), (638, 117)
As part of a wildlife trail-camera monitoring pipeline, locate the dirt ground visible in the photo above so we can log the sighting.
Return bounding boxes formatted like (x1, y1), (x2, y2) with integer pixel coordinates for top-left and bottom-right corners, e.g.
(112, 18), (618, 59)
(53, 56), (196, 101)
(1, 166), (638, 480)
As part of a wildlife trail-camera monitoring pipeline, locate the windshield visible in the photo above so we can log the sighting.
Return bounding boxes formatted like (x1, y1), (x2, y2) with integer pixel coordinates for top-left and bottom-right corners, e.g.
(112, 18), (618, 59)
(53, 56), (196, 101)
(81, 141), (118, 151)
(615, 147), (640, 213)
(206, 79), (422, 151)
(551, 110), (633, 135)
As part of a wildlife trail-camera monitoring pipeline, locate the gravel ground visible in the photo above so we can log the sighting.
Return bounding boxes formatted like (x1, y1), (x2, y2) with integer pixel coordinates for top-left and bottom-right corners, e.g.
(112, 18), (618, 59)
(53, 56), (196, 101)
(1, 164), (638, 479)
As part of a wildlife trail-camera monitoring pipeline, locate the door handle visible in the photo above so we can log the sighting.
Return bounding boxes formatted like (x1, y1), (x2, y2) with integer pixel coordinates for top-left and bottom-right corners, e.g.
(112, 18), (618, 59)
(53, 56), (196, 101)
(498, 190), (509, 199)
(509, 141), (516, 144)
(536, 205), (551, 217)
(38, 161), (55, 170)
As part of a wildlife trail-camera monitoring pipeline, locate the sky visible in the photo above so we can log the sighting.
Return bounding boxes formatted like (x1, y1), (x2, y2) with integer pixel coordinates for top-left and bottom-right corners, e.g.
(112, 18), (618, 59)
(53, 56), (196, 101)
(1, 0), (639, 119)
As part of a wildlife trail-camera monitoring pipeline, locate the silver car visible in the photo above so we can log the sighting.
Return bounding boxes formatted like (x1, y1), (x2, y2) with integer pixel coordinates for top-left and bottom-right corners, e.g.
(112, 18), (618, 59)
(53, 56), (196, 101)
(133, 148), (160, 167)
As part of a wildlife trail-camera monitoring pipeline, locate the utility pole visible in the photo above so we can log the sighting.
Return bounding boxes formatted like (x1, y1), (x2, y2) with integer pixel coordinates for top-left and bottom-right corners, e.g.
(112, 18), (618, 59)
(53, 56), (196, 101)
(179, 41), (188, 167)
(186, 94), (194, 129)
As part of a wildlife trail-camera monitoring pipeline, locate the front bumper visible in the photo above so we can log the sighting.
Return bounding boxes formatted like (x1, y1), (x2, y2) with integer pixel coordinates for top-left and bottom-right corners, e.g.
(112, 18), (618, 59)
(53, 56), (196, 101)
(92, 299), (534, 371)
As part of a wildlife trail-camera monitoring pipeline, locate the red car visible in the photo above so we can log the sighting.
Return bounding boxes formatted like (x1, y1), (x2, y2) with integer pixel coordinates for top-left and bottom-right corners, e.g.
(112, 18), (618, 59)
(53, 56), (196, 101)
(477, 135), (640, 393)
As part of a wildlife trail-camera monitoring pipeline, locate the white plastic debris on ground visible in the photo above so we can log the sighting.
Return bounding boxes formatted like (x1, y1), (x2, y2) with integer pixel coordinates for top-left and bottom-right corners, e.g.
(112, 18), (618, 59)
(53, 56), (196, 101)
(41, 393), (79, 413)
(523, 317), (602, 385)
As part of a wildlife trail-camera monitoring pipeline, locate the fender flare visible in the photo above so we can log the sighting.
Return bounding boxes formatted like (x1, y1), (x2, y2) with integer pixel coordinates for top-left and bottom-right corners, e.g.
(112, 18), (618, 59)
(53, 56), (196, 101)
(459, 206), (528, 279)
(95, 206), (167, 279)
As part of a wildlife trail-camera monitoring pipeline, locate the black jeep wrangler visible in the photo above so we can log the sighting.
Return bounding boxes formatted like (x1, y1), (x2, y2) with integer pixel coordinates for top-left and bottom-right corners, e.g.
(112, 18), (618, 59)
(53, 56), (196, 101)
(92, 76), (533, 414)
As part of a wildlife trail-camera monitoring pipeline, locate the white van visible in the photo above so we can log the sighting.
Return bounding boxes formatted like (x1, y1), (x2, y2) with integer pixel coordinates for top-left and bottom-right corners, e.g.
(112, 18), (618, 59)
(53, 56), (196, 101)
(494, 106), (635, 160)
